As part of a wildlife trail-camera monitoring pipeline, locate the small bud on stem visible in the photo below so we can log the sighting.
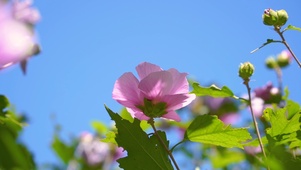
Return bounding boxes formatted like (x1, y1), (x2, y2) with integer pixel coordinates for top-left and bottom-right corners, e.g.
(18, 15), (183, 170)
(238, 62), (255, 81)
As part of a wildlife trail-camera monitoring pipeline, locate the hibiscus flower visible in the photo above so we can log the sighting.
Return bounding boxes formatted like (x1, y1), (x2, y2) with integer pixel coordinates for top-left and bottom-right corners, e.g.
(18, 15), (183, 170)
(112, 62), (196, 122)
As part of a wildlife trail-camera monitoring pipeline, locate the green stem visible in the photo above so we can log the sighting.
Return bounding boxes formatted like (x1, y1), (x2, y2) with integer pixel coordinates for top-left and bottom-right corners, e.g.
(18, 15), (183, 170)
(273, 65), (283, 93)
(148, 119), (180, 170)
(274, 26), (301, 68)
(243, 79), (269, 169)
(170, 140), (186, 152)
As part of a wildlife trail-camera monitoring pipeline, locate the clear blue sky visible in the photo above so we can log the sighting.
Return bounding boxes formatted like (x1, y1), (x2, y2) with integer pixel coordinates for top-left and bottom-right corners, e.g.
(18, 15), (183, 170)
(0, 0), (300, 166)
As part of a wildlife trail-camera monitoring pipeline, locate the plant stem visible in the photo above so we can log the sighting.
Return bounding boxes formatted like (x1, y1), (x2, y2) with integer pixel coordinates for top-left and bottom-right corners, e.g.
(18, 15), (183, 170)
(243, 79), (268, 166)
(275, 26), (301, 68)
(170, 140), (185, 152)
(148, 119), (180, 170)
(274, 66), (283, 93)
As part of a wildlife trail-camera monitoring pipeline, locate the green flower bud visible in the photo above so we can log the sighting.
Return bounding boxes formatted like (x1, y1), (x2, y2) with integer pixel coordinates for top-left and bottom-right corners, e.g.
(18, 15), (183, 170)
(262, 8), (278, 26)
(265, 56), (277, 69)
(275, 9), (288, 27)
(238, 62), (255, 80)
(277, 50), (291, 68)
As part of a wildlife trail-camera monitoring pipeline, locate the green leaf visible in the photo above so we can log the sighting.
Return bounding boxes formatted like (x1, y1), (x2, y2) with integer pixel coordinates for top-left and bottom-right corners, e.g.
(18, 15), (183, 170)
(286, 100), (300, 119)
(0, 95), (24, 128)
(120, 107), (134, 122)
(0, 95), (9, 112)
(184, 114), (251, 148)
(105, 106), (173, 170)
(0, 128), (35, 169)
(51, 135), (76, 164)
(265, 141), (301, 170)
(91, 120), (108, 135)
(102, 131), (117, 144)
(251, 39), (282, 53)
(120, 107), (151, 130)
(284, 25), (301, 32)
(263, 107), (301, 137)
(243, 136), (268, 147)
(288, 131), (301, 148)
(191, 83), (238, 99)
(283, 86), (289, 101)
(211, 149), (245, 168)
(0, 96), (35, 169)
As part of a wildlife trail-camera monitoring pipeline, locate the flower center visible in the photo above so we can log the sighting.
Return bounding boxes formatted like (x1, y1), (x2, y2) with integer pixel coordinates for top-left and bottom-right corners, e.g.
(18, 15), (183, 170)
(136, 98), (167, 118)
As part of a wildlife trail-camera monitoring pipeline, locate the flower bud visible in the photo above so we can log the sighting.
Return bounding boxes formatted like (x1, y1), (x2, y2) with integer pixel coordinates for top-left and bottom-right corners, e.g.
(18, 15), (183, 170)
(275, 9), (288, 27)
(238, 62), (254, 80)
(262, 8), (278, 26)
(277, 50), (291, 68)
(262, 8), (288, 27)
(265, 56), (277, 69)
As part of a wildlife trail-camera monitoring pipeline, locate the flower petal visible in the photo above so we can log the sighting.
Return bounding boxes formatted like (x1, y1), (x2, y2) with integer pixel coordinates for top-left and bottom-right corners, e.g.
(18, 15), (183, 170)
(112, 72), (142, 108)
(163, 93), (196, 111)
(168, 68), (190, 94)
(162, 110), (181, 122)
(138, 71), (173, 99)
(126, 108), (150, 121)
(136, 62), (162, 80)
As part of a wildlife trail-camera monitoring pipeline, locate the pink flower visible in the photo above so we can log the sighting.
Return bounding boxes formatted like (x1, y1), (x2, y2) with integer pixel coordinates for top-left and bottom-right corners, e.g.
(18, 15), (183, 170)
(219, 113), (240, 125)
(75, 132), (124, 168)
(112, 62), (196, 121)
(254, 82), (273, 101)
(244, 146), (262, 155)
(279, 50), (292, 63)
(76, 132), (110, 166)
(0, 1), (39, 72)
(12, 0), (41, 25)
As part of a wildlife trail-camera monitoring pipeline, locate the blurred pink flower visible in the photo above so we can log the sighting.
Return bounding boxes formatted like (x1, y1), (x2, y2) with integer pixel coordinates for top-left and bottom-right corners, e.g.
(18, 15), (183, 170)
(253, 82), (281, 104)
(244, 146), (262, 155)
(76, 132), (111, 166)
(279, 50), (292, 62)
(219, 113), (240, 125)
(0, 0), (40, 73)
(0, 19), (35, 68)
(251, 97), (265, 117)
(112, 62), (196, 121)
(76, 132), (123, 167)
(12, 0), (40, 24)
(250, 97), (272, 117)
(254, 82), (273, 101)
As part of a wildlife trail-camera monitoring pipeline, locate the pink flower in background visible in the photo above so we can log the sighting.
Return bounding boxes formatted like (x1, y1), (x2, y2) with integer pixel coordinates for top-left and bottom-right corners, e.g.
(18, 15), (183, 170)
(76, 132), (110, 166)
(244, 146), (262, 155)
(112, 62), (196, 121)
(0, 0), (40, 72)
(219, 113), (240, 125)
(251, 97), (265, 117)
(12, 0), (40, 24)
(254, 82), (273, 101)
(253, 82), (281, 104)
(279, 50), (292, 62)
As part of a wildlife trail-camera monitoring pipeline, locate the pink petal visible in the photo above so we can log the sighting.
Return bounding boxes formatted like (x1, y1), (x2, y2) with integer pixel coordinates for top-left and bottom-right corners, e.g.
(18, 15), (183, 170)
(168, 68), (189, 94)
(126, 108), (150, 120)
(136, 62), (162, 80)
(112, 72), (142, 108)
(138, 71), (173, 99)
(0, 19), (35, 68)
(162, 110), (181, 122)
(162, 93), (196, 111)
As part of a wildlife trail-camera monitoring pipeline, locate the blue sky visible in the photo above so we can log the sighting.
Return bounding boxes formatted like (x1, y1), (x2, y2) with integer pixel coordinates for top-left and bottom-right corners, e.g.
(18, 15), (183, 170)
(0, 0), (300, 166)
